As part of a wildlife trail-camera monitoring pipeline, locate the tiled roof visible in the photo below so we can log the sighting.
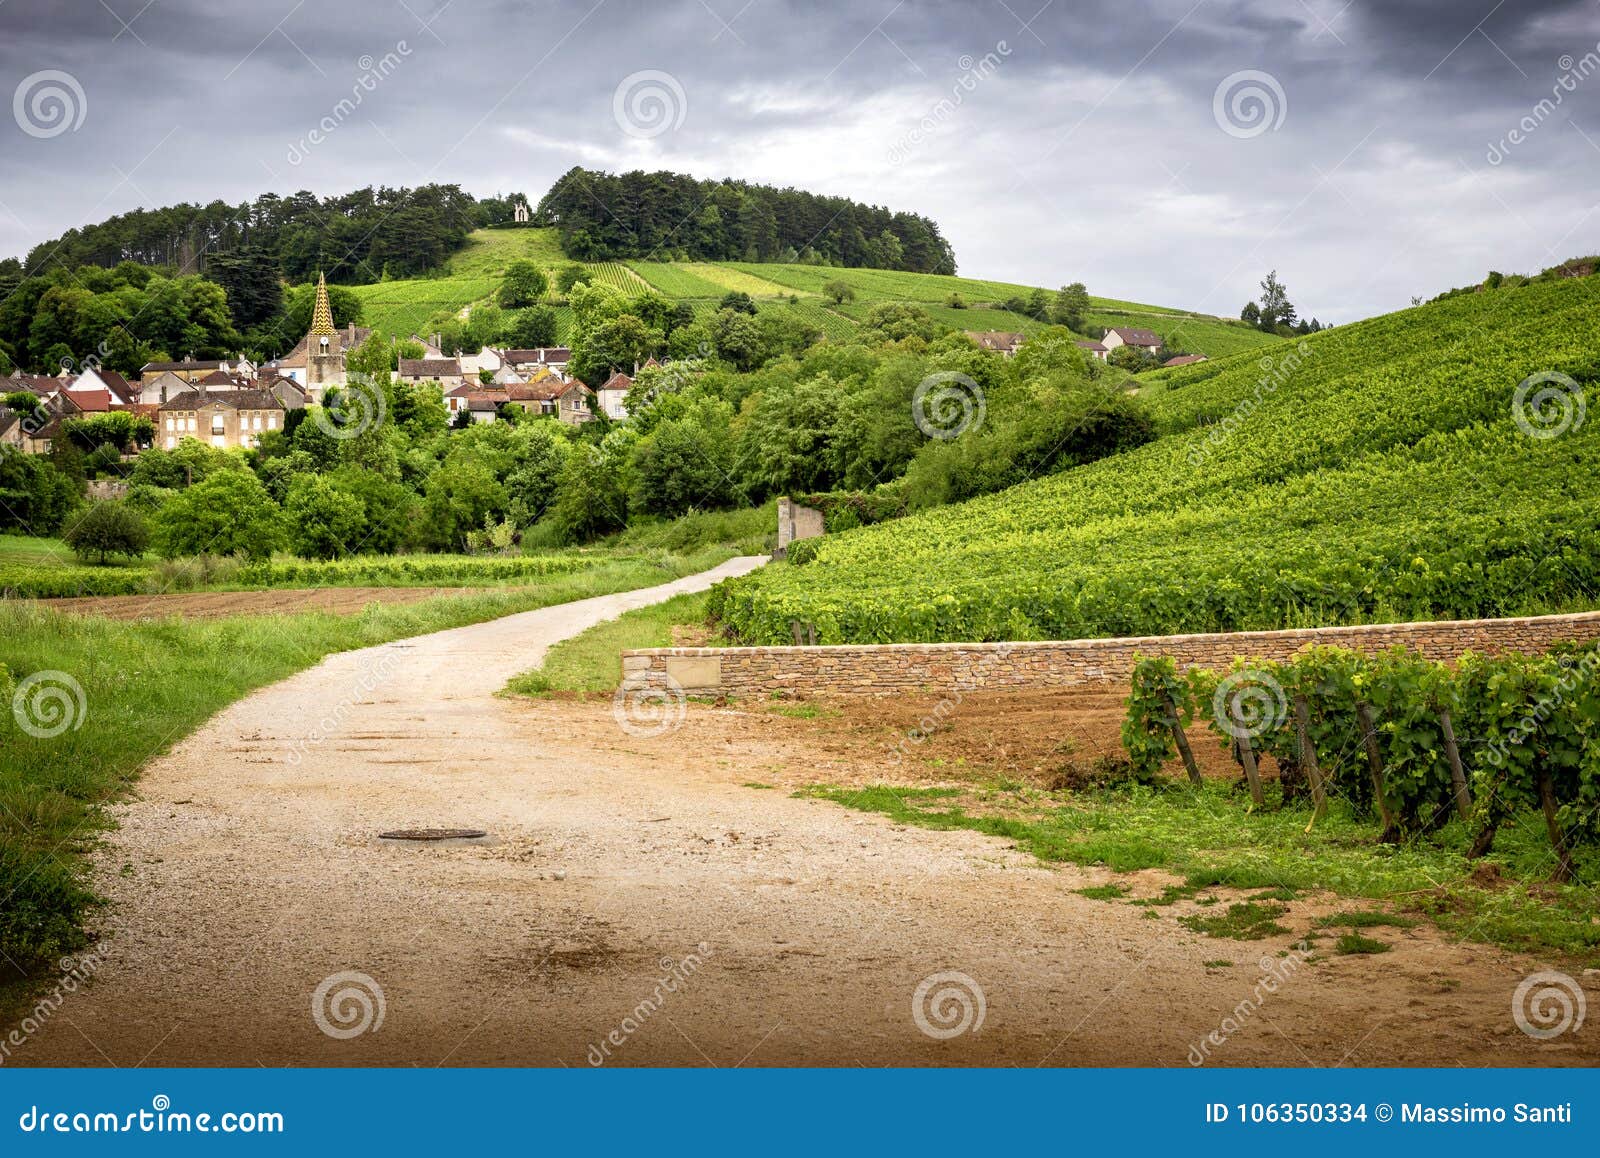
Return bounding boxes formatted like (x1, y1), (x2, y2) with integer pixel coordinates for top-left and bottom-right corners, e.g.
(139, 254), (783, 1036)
(399, 358), (464, 378)
(1108, 327), (1163, 347)
(158, 389), (285, 411)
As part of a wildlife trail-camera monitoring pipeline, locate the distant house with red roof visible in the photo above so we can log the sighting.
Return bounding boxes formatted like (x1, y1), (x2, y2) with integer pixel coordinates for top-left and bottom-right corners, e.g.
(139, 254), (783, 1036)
(1101, 327), (1164, 355)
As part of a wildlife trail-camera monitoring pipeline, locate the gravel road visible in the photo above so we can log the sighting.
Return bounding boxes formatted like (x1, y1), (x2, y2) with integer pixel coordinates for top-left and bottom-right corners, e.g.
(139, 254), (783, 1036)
(15, 555), (1596, 1067)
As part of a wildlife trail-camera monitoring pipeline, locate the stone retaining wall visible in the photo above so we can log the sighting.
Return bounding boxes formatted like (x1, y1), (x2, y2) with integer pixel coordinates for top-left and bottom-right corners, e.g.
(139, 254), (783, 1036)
(619, 611), (1600, 697)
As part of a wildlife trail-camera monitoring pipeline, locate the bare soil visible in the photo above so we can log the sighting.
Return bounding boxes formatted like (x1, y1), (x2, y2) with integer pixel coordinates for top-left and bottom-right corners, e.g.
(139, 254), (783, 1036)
(32, 586), (477, 620)
(13, 566), (1598, 1067)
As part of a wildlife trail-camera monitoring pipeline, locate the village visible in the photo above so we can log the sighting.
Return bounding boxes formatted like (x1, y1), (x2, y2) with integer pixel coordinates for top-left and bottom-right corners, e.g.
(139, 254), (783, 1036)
(1, 276), (1209, 460)
(0, 274), (640, 456)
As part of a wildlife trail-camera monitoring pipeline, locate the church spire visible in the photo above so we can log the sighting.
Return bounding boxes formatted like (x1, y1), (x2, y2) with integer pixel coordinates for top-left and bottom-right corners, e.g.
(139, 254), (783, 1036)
(310, 271), (336, 336)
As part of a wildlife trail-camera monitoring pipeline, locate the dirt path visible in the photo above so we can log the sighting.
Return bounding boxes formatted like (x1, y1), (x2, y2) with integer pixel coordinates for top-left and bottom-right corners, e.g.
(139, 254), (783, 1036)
(15, 559), (1598, 1067)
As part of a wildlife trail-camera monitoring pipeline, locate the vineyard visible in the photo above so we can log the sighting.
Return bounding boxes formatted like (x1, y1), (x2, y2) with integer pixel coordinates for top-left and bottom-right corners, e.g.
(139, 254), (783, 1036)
(1122, 645), (1600, 880)
(0, 540), (612, 598)
(708, 277), (1600, 644)
(343, 227), (1270, 357)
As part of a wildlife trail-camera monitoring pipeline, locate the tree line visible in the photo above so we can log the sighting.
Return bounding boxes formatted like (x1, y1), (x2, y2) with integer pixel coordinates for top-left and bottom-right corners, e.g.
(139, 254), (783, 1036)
(534, 167), (957, 273)
(17, 184), (507, 286)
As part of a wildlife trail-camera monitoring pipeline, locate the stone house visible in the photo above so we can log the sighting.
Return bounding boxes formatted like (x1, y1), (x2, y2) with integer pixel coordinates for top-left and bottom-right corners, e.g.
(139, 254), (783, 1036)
(398, 358), (465, 389)
(508, 379), (594, 424)
(596, 371), (632, 420)
(965, 331), (1027, 355)
(1101, 326), (1164, 355)
(157, 388), (285, 450)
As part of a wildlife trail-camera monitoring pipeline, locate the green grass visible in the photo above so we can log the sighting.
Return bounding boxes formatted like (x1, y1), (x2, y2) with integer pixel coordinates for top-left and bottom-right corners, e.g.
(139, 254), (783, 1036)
(0, 536), (93, 568)
(0, 546), (736, 985)
(1334, 932), (1392, 955)
(1075, 883), (1130, 900)
(604, 501), (774, 556)
(504, 590), (711, 696)
(1312, 910), (1419, 930)
(1178, 901), (1290, 940)
(794, 780), (1600, 958)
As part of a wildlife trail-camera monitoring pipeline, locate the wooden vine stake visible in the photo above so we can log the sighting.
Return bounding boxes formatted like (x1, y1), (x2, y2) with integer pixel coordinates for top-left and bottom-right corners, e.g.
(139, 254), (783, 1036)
(1236, 731), (1265, 808)
(1535, 768), (1574, 883)
(1354, 701), (1399, 843)
(1291, 694), (1327, 830)
(1161, 691), (1203, 788)
(1436, 707), (1472, 823)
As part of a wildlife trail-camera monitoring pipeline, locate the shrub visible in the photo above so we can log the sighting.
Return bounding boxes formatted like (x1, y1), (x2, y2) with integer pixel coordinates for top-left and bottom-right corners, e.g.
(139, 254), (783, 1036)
(151, 469), (284, 561)
(284, 474), (367, 560)
(61, 500), (150, 565)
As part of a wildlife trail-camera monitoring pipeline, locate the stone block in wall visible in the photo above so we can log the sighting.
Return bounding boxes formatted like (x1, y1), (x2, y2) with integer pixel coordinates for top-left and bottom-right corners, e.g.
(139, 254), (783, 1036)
(664, 655), (722, 691)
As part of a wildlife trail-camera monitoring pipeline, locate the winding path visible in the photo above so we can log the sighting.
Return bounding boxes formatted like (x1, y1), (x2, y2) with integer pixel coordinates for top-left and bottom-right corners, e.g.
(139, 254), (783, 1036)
(16, 556), (1596, 1067)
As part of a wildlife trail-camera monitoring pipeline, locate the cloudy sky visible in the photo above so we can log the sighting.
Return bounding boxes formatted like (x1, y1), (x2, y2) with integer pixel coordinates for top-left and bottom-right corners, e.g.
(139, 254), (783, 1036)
(2, 0), (1597, 322)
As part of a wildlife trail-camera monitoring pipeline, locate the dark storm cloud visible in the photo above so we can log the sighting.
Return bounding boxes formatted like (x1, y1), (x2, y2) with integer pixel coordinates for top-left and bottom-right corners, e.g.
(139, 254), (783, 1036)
(2, 0), (1598, 320)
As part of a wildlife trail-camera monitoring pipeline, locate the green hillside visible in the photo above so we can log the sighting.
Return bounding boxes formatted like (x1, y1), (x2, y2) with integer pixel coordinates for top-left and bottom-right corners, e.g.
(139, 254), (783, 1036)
(345, 227), (1279, 358)
(709, 278), (1600, 644)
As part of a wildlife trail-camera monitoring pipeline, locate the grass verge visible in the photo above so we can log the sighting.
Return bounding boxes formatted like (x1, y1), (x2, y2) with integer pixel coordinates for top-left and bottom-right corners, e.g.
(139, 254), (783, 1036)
(794, 780), (1600, 960)
(0, 546), (736, 993)
(505, 591), (713, 696)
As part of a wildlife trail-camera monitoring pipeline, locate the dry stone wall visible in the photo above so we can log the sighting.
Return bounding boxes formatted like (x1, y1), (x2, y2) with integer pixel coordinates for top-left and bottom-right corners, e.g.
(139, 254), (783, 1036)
(619, 612), (1600, 697)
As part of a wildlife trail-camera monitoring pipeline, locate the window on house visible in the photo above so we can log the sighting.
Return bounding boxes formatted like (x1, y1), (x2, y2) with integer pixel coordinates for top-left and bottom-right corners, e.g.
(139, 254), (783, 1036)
(267, 413), (277, 429)
(187, 417), (196, 432)
(211, 414), (225, 434)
